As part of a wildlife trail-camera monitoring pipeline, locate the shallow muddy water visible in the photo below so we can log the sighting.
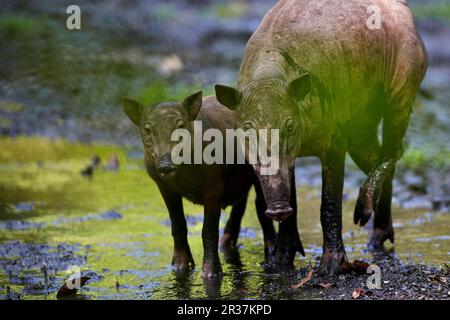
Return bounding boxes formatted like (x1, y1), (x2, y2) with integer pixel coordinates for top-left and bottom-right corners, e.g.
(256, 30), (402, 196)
(0, 137), (448, 300)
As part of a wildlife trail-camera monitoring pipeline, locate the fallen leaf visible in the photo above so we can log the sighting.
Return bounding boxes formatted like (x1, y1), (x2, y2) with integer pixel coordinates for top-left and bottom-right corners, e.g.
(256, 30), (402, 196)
(352, 287), (364, 299)
(292, 266), (313, 289)
(352, 260), (369, 273)
(428, 275), (446, 284)
(56, 276), (90, 298)
(342, 260), (369, 274)
(341, 262), (352, 274)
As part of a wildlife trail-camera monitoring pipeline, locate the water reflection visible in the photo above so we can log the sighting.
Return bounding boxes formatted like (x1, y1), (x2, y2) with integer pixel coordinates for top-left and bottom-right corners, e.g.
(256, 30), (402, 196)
(172, 271), (194, 300)
(203, 277), (223, 300)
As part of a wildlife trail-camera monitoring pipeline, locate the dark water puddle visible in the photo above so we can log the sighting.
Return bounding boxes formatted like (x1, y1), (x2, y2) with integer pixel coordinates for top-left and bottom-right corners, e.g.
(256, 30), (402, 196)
(0, 201), (48, 221)
(160, 214), (203, 228)
(410, 212), (435, 225)
(0, 210), (122, 231)
(51, 210), (122, 226)
(0, 241), (95, 298)
(400, 196), (433, 210)
(303, 244), (322, 255)
(0, 220), (45, 231)
(0, 242), (87, 273)
(14, 202), (35, 212)
(238, 227), (257, 239)
(414, 235), (450, 242)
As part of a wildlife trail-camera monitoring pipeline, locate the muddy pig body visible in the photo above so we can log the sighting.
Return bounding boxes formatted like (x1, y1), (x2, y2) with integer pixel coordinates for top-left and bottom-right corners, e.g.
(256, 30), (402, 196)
(122, 93), (291, 277)
(215, 0), (427, 274)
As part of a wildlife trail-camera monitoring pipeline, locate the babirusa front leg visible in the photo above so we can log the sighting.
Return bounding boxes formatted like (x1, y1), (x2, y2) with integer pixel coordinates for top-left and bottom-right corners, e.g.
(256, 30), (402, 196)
(319, 138), (347, 275)
(202, 195), (222, 278)
(354, 158), (397, 227)
(159, 186), (194, 271)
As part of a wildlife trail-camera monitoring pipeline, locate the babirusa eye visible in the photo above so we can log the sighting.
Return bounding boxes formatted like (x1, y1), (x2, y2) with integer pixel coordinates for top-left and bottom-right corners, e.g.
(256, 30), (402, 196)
(144, 123), (152, 134)
(243, 122), (253, 132)
(286, 118), (295, 133)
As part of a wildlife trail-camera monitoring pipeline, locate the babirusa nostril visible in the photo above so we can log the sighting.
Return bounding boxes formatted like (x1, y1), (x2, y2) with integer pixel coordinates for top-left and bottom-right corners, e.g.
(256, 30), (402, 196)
(265, 207), (293, 222)
(158, 165), (176, 174)
(157, 154), (177, 175)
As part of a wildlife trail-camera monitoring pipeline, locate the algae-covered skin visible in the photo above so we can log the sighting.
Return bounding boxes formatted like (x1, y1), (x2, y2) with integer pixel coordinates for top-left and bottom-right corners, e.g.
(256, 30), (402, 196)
(215, 0), (428, 274)
(122, 93), (285, 277)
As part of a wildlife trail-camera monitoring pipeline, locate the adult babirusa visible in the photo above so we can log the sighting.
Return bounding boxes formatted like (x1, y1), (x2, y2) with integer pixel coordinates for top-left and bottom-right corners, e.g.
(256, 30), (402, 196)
(215, 0), (427, 274)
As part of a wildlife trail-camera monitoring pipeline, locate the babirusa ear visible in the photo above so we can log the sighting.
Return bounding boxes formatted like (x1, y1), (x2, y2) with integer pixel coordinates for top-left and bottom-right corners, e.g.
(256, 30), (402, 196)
(182, 91), (202, 121)
(288, 73), (311, 102)
(121, 97), (144, 126)
(215, 85), (241, 110)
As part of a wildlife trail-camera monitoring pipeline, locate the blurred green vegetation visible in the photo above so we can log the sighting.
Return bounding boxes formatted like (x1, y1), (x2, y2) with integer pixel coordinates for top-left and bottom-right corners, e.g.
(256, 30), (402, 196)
(0, 137), (124, 163)
(410, 1), (450, 21)
(135, 82), (214, 106)
(411, 2), (450, 20)
(402, 147), (450, 169)
(0, 13), (186, 120)
(0, 14), (36, 38)
(213, 2), (248, 20)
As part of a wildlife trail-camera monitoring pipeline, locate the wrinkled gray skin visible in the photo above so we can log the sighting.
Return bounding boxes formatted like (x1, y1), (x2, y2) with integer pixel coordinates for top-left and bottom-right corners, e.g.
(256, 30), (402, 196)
(215, 0), (427, 274)
(122, 93), (284, 278)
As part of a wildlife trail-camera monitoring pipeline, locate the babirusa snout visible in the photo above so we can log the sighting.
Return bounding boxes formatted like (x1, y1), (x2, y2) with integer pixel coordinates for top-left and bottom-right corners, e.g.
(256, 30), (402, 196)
(255, 163), (294, 222)
(265, 201), (293, 222)
(157, 153), (178, 177)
